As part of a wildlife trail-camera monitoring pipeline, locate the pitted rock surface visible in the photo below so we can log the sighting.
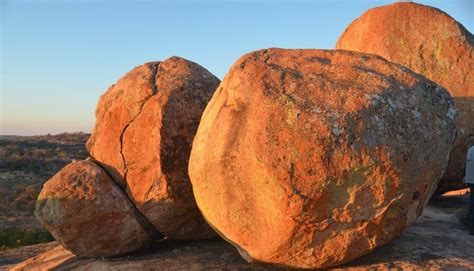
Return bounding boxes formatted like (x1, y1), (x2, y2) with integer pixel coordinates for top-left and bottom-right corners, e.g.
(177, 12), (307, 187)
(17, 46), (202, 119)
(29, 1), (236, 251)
(189, 48), (456, 269)
(9, 201), (474, 271)
(87, 57), (220, 240)
(35, 160), (151, 257)
(336, 2), (474, 193)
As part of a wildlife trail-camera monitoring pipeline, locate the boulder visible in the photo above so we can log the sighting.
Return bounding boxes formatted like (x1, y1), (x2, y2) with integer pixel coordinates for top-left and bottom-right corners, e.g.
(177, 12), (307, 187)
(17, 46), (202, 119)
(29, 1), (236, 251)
(336, 2), (474, 193)
(188, 48), (456, 269)
(11, 203), (474, 271)
(35, 160), (152, 257)
(87, 57), (220, 240)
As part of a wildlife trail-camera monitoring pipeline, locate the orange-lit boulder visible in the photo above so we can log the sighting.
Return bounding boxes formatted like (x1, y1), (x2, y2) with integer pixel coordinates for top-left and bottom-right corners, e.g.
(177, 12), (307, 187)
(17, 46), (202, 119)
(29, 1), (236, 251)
(87, 57), (219, 239)
(35, 160), (153, 257)
(189, 48), (456, 269)
(336, 2), (474, 193)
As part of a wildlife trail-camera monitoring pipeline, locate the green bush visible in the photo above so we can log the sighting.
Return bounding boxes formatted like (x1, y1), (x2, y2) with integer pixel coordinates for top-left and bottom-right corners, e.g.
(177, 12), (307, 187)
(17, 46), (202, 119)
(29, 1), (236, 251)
(0, 227), (54, 250)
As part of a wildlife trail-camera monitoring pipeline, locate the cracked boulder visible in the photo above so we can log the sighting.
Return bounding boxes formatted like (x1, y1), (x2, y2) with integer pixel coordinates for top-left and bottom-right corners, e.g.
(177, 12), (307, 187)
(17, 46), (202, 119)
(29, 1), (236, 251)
(35, 160), (152, 257)
(188, 48), (457, 269)
(87, 57), (220, 240)
(336, 2), (474, 194)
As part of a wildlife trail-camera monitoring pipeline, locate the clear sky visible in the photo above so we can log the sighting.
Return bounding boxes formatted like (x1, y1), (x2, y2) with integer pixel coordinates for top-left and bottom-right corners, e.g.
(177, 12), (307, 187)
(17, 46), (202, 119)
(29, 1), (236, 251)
(1, 0), (473, 135)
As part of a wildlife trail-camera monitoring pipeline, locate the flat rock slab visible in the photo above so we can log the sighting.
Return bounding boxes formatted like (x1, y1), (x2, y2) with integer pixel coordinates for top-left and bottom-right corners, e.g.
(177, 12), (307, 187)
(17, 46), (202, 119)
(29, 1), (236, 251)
(0, 241), (58, 268)
(9, 198), (474, 270)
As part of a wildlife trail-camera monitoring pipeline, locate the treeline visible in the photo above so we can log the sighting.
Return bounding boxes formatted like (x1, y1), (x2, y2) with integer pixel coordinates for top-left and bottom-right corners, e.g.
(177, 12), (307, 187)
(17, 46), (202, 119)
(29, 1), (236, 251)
(0, 133), (90, 174)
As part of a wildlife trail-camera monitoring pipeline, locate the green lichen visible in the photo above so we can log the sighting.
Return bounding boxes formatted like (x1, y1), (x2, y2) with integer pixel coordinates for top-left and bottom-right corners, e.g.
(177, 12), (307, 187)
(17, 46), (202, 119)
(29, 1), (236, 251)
(325, 166), (374, 214)
(286, 107), (299, 125)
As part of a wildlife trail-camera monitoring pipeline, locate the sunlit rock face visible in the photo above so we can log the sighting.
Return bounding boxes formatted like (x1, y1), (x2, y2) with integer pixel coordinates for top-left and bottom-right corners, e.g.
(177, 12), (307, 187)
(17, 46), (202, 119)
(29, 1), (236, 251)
(35, 160), (152, 257)
(86, 57), (220, 240)
(336, 2), (474, 194)
(189, 48), (456, 269)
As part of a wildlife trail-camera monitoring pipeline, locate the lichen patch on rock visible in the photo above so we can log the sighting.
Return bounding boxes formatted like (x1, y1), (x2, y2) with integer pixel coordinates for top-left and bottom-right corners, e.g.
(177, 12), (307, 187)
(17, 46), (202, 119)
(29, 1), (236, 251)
(189, 48), (456, 269)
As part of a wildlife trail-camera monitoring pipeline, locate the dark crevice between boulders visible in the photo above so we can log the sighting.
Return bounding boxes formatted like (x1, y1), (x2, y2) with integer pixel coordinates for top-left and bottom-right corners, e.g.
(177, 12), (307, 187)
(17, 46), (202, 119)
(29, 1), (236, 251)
(87, 156), (164, 242)
(431, 117), (460, 197)
(157, 67), (220, 239)
(90, 62), (166, 243)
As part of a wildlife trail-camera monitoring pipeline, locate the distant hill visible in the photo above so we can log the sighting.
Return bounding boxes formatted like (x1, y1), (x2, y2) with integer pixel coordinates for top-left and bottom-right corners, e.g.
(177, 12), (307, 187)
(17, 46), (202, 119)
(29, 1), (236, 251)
(0, 132), (90, 249)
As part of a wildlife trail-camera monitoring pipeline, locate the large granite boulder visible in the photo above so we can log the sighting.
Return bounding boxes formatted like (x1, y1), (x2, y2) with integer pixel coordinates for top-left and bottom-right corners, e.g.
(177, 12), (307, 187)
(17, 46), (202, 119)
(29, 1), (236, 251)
(35, 160), (153, 257)
(189, 48), (456, 269)
(87, 57), (220, 239)
(11, 202), (474, 270)
(336, 2), (474, 193)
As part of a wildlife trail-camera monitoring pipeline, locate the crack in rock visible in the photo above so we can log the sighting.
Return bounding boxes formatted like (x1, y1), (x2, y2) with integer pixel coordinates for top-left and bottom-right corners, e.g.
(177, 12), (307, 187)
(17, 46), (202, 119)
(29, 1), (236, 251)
(119, 62), (160, 185)
(88, 157), (164, 241)
(111, 62), (164, 240)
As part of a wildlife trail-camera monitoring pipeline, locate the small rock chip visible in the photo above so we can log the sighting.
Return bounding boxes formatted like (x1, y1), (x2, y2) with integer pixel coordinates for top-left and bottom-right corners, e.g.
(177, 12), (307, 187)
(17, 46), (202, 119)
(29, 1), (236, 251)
(87, 57), (220, 239)
(336, 2), (474, 193)
(35, 160), (151, 257)
(189, 48), (456, 269)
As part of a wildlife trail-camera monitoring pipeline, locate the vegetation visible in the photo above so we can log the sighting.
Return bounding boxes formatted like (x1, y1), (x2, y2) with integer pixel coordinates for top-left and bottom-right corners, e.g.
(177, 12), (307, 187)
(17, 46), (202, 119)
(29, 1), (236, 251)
(0, 132), (89, 249)
(0, 227), (54, 250)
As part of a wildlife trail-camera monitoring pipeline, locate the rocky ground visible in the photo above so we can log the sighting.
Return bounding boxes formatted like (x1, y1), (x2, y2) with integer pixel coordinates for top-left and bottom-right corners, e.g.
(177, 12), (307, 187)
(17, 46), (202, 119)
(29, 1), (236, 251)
(3, 190), (473, 270)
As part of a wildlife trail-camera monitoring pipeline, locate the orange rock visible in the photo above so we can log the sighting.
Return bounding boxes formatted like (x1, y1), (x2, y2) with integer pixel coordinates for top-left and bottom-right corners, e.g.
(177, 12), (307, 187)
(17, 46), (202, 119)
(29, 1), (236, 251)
(336, 2), (474, 194)
(87, 57), (219, 239)
(35, 160), (152, 257)
(188, 48), (456, 269)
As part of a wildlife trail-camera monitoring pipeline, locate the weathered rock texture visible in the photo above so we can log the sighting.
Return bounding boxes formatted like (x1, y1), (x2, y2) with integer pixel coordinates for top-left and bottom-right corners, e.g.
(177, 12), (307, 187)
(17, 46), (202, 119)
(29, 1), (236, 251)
(35, 160), (151, 257)
(189, 48), (456, 269)
(87, 57), (220, 240)
(336, 2), (474, 194)
(18, 195), (474, 270)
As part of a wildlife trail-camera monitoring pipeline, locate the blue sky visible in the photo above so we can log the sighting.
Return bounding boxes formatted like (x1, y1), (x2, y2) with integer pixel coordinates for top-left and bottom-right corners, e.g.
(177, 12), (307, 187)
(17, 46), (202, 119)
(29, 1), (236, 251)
(1, 0), (473, 135)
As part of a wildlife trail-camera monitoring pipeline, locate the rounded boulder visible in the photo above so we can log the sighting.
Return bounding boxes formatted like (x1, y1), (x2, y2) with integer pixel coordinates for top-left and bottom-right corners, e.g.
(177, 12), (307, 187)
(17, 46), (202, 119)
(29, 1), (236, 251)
(86, 57), (220, 240)
(189, 48), (456, 269)
(336, 2), (474, 193)
(35, 160), (152, 257)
